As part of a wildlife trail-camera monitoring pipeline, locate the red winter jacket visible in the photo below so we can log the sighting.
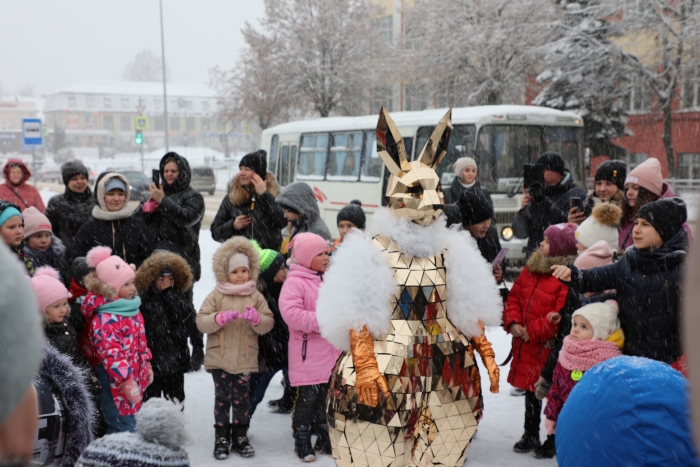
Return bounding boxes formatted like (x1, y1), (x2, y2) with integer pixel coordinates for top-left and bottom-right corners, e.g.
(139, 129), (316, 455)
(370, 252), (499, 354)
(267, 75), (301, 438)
(503, 252), (574, 392)
(0, 159), (45, 212)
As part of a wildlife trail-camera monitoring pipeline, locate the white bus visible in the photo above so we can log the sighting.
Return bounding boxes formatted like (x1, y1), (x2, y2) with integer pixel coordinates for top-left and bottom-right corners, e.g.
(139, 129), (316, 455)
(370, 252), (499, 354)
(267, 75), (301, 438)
(261, 105), (584, 261)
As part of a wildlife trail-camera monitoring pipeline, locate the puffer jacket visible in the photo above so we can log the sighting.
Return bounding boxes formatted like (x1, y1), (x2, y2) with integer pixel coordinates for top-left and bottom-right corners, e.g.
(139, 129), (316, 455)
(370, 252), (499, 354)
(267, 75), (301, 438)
(211, 172), (286, 250)
(135, 251), (203, 376)
(196, 237), (274, 375)
(618, 183), (694, 251)
(512, 171), (587, 258)
(503, 251), (574, 391)
(45, 187), (96, 252)
(0, 159), (45, 212)
(135, 153), (205, 281)
(279, 263), (342, 386)
(568, 229), (686, 364)
(275, 181), (332, 241)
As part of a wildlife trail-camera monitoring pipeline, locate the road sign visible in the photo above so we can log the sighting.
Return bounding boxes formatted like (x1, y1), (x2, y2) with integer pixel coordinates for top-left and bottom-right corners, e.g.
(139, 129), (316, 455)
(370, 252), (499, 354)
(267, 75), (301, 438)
(135, 116), (149, 130)
(22, 118), (42, 146)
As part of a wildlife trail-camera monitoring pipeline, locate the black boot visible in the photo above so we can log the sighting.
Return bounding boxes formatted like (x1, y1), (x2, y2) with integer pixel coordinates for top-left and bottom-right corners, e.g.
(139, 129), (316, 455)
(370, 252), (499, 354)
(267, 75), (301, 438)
(533, 434), (555, 459)
(231, 425), (255, 458)
(213, 426), (230, 460)
(513, 431), (541, 453)
(294, 426), (316, 462)
(314, 424), (332, 455)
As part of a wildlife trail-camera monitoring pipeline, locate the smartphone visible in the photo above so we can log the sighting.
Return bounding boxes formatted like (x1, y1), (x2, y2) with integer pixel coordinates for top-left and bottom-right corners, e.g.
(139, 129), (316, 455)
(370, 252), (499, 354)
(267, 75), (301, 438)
(523, 163), (543, 189)
(152, 169), (160, 188)
(569, 197), (584, 213)
(492, 248), (509, 266)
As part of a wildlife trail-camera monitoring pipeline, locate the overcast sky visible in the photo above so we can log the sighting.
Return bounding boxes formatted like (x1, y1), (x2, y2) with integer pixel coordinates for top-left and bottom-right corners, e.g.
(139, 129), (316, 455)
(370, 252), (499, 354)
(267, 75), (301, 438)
(0, 0), (266, 96)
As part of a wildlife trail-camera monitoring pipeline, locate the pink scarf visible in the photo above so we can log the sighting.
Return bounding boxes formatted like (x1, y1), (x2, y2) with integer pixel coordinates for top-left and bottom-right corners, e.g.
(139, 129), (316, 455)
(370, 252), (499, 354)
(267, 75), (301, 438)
(558, 336), (622, 371)
(215, 280), (257, 296)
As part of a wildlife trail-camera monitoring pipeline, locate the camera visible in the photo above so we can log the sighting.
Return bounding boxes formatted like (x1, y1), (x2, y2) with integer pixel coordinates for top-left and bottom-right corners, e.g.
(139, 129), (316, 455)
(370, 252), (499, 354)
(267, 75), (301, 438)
(523, 163), (544, 190)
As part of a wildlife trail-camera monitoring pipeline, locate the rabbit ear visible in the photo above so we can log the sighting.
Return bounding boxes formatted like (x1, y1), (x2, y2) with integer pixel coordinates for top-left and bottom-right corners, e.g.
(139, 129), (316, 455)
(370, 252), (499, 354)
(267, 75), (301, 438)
(376, 107), (409, 175)
(417, 108), (452, 169)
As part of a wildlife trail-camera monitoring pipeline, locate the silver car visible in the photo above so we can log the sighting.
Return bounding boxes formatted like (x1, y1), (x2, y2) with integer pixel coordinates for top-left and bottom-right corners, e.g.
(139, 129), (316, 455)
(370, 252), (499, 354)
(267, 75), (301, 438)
(191, 166), (216, 195)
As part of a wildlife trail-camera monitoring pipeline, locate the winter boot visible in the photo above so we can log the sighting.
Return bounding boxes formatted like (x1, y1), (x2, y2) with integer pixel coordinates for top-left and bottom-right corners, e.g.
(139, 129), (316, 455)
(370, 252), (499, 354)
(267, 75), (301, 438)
(513, 431), (541, 453)
(213, 426), (230, 460)
(231, 425), (255, 458)
(294, 426), (316, 462)
(533, 434), (555, 459)
(314, 424), (332, 455)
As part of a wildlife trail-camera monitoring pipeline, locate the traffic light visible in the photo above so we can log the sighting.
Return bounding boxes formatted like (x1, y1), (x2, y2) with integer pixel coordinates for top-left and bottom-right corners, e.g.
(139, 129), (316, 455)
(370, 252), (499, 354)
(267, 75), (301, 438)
(135, 130), (143, 145)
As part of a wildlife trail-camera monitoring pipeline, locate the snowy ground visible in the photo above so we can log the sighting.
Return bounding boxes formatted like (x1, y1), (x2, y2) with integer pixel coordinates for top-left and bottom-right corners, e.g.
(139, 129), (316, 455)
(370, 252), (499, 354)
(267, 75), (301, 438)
(185, 233), (557, 466)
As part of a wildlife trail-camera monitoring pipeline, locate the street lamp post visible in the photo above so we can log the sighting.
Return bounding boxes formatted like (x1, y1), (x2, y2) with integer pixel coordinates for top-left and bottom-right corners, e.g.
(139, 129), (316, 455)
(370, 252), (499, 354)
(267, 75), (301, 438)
(159, 0), (169, 152)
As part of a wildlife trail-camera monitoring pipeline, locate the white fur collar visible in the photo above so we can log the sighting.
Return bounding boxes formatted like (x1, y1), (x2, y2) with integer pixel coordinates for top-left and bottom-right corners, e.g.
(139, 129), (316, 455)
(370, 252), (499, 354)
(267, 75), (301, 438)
(370, 207), (449, 258)
(92, 204), (135, 221)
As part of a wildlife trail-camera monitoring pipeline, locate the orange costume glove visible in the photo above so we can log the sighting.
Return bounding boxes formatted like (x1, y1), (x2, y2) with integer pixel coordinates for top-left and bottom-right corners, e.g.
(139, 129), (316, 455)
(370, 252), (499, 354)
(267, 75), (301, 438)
(471, 323), (500, 394)
(350, 326), (390, 407)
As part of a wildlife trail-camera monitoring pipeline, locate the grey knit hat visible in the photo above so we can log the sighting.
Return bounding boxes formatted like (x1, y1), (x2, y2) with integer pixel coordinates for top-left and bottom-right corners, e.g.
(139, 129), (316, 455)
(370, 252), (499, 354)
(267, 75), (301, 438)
(76, 398), (189, 466)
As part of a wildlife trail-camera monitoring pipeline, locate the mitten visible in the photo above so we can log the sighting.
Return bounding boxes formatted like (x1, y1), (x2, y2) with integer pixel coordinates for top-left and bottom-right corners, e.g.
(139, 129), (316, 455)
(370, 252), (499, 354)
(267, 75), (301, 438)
(350, 326), (389, 407)
(145, 361), (154, 385)
(240, 305), (261, 326)
(535, 376), (552, 400)
(472, 330), (500, 393)
(215, 311), (239, 327)
(545, 418), (557, 435)
(190, 345), (204, 372)
(529, 182), (545, 202)
(120, 377), (141, 405)
(142, 199), (159, 213)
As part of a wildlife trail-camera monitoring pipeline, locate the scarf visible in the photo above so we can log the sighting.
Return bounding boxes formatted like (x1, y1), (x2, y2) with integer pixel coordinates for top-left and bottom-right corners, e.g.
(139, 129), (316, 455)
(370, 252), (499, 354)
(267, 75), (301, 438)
(558, 335), (622, 372)
(97, 296), (142, 316)
(91, 204), (135, 221)
(459, 180), (477, 189)
(215, 280), (257, 296)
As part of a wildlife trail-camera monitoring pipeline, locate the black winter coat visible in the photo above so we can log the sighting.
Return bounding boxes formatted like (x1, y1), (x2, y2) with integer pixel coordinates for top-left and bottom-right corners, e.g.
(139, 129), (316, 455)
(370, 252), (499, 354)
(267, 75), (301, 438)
(68, 215), (153, 268)
(211, 172), (286, 250)
(567, 230), (686, 364)
(444, 178), (496, 224)
(140, 285), (202, 376)
(45, 188), (96, 251)
(45, 321), (81, 360)
(512, 171), (587, 258)
(258, 281), (289, 372)
(135, 154), (205, 281)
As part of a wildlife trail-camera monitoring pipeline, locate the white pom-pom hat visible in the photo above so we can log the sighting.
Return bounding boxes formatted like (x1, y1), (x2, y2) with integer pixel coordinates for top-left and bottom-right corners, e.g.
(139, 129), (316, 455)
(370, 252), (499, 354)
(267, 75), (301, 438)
(30, 267), (71, 313)
(572, 300), (620, 341)
(86, 246), (135, 293)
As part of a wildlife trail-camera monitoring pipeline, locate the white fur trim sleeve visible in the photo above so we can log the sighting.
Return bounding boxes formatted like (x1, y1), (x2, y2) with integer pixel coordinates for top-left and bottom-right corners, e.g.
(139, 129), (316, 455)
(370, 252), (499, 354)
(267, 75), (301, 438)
(317, 232), (397, 352)
(444, 230), (503, 338)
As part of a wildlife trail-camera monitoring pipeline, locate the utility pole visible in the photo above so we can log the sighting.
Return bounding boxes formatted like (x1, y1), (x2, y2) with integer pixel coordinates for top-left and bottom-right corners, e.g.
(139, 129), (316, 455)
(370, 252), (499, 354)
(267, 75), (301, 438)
(159, 0), (169, 152)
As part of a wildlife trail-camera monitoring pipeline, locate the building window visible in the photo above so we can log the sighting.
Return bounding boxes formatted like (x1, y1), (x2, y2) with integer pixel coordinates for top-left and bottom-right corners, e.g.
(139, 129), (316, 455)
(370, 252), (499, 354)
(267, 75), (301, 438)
(376, 15), (393, 44)
(405, 84), (428, 111)
(155, 98), (163, 109)
(403, 11), (421, 50)
(682, 67), (700, 109)
(154, 116), (164, 131)
(68, 95), (76, 108)
(201, 118), (211, 131)
(86, 96), (94, 108)
(202, 100), (210, 111)
(104, 97), (112, 108)
(121, 115), (131, 131)
(103, 115), (114, 130)
(121, 98), (130, 109)
(622, 79), (652, 113)
(626, 152), (647, 171)
(371, 87), (393, 114)
(170, 117), (180, 131)
(185, 117), (195, 131)
(679, 153), (700, 179)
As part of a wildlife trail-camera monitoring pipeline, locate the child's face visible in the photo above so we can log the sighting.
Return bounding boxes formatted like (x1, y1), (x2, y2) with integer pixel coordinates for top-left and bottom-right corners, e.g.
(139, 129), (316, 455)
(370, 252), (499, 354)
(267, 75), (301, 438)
(576, 242), (586, 253)
(310, 251), (330, 273)
(465, 218), (491, 239)
(118, 278), (136, 299)
(273, 266), (288, 283)
(27, 231), (52, 252)
(460, 166), (477, 184)
(625, 184), (640, 207)
(570, 315), (594, 342)
(595, 180), (618, 200)
(632, 218), (663, 250)
(0, 216), (23, 247)
(155, 275), (174, 291)
(338, 220), (358, 240)
(539, 236), (551, 256)
(229, 266), (250, 285)
(45, 298), (69, 323)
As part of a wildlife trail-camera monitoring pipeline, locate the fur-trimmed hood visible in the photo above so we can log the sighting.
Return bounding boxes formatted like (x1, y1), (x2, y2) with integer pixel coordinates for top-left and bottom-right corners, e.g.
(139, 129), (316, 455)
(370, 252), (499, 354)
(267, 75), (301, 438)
(212, 236), (261, 283)
(526, 250), (576, 275)
(94, 172), (131, 210)
(228, 172), (280, 206)
(134, 251), (193, 294)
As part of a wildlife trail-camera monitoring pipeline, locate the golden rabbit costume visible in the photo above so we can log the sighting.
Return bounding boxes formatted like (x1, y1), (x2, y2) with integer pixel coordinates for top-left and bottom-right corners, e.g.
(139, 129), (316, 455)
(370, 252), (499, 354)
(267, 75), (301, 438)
(316, 108), (503, 467)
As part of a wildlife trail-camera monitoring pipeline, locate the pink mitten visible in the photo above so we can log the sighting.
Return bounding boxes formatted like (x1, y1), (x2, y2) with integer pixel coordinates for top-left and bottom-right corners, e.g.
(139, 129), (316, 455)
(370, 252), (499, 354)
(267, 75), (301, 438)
(145, 362), (154, 385)
(142, 199), (159, 213)
(545, 418), (557, 435)
(120, 377), (142, 405)
(240, 305), (261, 326)
(215, 311), (239, 326)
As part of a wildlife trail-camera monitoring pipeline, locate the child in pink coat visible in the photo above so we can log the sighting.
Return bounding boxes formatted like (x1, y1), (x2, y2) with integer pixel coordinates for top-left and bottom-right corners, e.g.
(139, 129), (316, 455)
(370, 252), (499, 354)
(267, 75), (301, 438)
(279, 232), (341, 462)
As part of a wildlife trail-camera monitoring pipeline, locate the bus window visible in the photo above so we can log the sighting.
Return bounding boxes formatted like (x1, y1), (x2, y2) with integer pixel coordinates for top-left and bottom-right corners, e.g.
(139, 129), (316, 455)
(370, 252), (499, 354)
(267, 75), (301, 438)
(290, 145), (297, 183)
(415, 124), (475, 186)
(269, 135), (279, 177)
(298, 133), (328, 180)
(545, 127), (581, 181)
(361, 130), (382, 182)
(279, 145), (291, 186)
(328, 132), (362, 181)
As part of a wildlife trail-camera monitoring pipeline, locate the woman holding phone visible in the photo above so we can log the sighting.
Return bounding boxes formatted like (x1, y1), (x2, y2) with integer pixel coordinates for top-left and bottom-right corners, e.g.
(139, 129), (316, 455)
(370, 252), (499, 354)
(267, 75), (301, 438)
(568, 160), (626, 225)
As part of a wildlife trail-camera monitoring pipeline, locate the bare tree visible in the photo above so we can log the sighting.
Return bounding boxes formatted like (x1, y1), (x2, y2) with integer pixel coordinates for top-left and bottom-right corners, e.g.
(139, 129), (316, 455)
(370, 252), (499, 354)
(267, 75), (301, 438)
(123, 49), (170, 82)
(17, 83), (35, 97)
(406, 0), (557, 107)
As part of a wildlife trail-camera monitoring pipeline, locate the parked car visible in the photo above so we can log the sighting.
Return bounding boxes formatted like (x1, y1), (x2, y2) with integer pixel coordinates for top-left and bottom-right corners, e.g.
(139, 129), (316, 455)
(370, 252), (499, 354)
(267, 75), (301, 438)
(36, 167), (62, 183)
(98, 146), (118, 159)
(54, 148), (75, 164)
(104, 168), (151, 201)
(190, 166), (216, 195)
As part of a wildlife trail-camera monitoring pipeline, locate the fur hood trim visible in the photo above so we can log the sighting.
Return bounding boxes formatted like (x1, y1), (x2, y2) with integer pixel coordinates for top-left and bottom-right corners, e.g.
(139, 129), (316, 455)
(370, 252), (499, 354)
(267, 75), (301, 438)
(228, 172), (280, 206)
(317, 231), (397, 351)
(134, 251), (193, 294)
(212, 236), (260, 283)
(526, 251), (576, 274)
(84, 270), (117, 299)
(370, 207), (449, 258)
(592, 203), (622, 226)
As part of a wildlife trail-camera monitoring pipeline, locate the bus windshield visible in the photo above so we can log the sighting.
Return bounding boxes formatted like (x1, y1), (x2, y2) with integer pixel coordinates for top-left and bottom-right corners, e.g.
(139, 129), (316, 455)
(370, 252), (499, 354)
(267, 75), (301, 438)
(415, 124), (476, 187)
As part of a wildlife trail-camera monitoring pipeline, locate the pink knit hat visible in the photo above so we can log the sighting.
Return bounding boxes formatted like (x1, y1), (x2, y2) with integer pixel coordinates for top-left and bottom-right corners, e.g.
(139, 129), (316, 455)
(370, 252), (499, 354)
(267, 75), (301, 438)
(22, 206), (52, 239)
(625, 158), (663, 196)
(288, 232), (329, 269)
(86, 246), (135, 293)
(574, 240), (614, 270)
(30, 267), (71, 313)
(544, 222), (578, 257)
